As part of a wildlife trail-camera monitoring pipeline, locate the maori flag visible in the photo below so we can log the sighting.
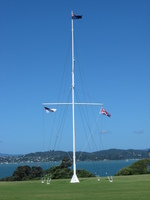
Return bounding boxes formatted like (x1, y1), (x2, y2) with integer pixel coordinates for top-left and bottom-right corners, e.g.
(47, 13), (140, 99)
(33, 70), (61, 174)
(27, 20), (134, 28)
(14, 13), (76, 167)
(44, 107), (57, 113)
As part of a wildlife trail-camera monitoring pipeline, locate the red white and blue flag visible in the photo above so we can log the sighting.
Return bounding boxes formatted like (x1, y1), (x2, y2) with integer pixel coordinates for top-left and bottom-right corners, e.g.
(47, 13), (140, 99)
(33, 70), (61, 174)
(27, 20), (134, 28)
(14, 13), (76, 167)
(44, 107), (57, 113)
(72, 14), (82, 20)
(100, 107), (111, 117)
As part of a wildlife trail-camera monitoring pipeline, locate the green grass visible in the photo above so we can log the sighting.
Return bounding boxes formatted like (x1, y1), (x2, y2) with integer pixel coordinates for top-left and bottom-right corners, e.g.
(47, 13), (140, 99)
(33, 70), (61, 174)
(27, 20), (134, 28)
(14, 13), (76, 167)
(0, 175), (150, 200)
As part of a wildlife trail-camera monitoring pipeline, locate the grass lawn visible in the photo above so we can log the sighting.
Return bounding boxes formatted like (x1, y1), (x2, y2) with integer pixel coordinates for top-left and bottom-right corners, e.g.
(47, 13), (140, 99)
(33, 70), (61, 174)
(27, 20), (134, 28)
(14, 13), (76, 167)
(0, 175), (150, 200)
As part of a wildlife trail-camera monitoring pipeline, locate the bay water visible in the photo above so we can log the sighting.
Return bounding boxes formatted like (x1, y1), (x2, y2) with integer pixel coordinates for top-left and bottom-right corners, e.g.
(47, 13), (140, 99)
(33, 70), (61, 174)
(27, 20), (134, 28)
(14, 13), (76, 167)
(0, 160), (136, 179)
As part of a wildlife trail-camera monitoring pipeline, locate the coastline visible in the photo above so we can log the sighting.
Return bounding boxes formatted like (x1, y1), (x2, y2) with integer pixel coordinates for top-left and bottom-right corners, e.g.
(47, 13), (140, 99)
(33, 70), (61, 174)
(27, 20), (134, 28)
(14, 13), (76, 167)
(0, 159), (137, 179)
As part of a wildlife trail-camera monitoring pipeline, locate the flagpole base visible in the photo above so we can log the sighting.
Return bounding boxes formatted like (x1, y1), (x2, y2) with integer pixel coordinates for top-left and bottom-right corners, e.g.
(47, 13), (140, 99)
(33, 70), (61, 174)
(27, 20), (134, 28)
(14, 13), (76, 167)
(70, 174), (79, 183)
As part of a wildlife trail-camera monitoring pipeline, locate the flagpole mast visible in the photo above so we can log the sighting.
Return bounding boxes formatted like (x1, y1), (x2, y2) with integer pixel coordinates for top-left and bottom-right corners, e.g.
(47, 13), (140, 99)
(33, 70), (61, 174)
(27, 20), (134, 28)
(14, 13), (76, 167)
(70, 11), (79, 183)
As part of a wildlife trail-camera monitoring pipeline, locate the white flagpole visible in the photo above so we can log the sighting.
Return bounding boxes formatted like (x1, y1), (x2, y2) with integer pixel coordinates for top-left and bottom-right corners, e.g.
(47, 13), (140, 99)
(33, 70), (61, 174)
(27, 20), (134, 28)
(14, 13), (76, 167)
(70, 11), (79, 183)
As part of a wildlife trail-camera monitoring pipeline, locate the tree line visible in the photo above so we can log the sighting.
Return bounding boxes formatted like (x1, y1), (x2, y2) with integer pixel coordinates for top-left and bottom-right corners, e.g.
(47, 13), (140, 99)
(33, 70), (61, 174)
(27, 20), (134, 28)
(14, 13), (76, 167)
(1, 158), (150, 181)
(0, 157), (94, 181)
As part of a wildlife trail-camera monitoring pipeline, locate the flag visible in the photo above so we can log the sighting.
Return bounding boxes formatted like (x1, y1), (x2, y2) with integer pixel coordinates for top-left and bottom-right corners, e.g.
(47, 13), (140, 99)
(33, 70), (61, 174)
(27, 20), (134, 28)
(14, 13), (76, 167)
(44, 107), (57, 113)
(100, 107), (111, 117)
(72, 14), (82, 20)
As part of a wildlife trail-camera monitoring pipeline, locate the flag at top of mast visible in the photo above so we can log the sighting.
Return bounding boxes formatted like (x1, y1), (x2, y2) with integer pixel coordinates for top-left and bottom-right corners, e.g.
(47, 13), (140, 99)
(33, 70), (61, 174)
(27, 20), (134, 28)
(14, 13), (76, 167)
(72, 12), (82, 20)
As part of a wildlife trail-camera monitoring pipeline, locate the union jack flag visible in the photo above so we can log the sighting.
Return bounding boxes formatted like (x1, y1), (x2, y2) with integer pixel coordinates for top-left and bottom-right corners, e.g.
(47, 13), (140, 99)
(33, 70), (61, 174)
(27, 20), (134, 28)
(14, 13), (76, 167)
(100, 107), (111, 117)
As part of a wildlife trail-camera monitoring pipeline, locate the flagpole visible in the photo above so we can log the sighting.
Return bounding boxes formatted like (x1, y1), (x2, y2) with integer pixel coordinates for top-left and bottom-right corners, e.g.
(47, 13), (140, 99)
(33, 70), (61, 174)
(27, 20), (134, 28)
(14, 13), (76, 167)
(42, 12), (103, 184)
(70, 11), (79, 183)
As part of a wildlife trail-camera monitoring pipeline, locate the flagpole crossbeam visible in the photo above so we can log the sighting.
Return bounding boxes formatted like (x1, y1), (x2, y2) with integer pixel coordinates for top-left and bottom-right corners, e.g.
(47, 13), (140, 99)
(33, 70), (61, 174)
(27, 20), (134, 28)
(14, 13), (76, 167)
(43, 102), (103, 106)
(43, 103), (72, 105)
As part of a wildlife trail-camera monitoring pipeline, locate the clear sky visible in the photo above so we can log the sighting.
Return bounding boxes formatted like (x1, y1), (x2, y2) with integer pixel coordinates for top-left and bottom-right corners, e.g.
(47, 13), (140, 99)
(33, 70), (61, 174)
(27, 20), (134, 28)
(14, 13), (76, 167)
(0, 0), (150, 154)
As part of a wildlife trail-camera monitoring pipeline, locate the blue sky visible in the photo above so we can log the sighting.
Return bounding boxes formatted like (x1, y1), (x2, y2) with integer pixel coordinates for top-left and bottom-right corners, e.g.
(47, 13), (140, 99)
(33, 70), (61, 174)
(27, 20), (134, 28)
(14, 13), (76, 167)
(0, 0), (150, 154)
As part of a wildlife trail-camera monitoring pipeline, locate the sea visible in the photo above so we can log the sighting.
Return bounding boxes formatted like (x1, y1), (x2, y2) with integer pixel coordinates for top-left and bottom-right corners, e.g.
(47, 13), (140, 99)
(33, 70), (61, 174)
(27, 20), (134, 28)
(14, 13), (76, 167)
(0, 159), (137, 179)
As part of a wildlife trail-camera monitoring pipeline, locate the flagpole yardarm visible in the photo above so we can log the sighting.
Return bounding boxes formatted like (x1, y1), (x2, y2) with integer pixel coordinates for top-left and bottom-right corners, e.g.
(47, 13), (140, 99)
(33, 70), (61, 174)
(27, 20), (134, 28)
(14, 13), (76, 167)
(43, 103), (103, 106)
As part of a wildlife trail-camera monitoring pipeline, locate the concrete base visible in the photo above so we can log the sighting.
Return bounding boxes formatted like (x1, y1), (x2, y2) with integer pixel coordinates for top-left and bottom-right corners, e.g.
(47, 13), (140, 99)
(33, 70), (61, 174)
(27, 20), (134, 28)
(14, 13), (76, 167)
(70, 174), (79, 183)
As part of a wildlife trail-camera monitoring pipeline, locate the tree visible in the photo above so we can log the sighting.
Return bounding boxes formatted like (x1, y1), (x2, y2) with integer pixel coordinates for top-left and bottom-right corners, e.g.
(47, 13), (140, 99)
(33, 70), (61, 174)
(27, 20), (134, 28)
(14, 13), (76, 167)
(13, 166), (31, 181)
(60, 157), (72, 168)
(11, 165), (43, 181)
(30, 166), (43, 179)
(115, 159), (150, 176)
(43, 157), (94, 179)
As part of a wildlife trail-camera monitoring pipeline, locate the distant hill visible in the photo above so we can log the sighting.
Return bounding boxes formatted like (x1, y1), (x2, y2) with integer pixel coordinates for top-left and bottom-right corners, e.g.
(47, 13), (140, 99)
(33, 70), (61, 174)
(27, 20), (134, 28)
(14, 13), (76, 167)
(0, 149), (150, 163)
(0, 153), (22, 157)
(21, 148), (150, 161)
